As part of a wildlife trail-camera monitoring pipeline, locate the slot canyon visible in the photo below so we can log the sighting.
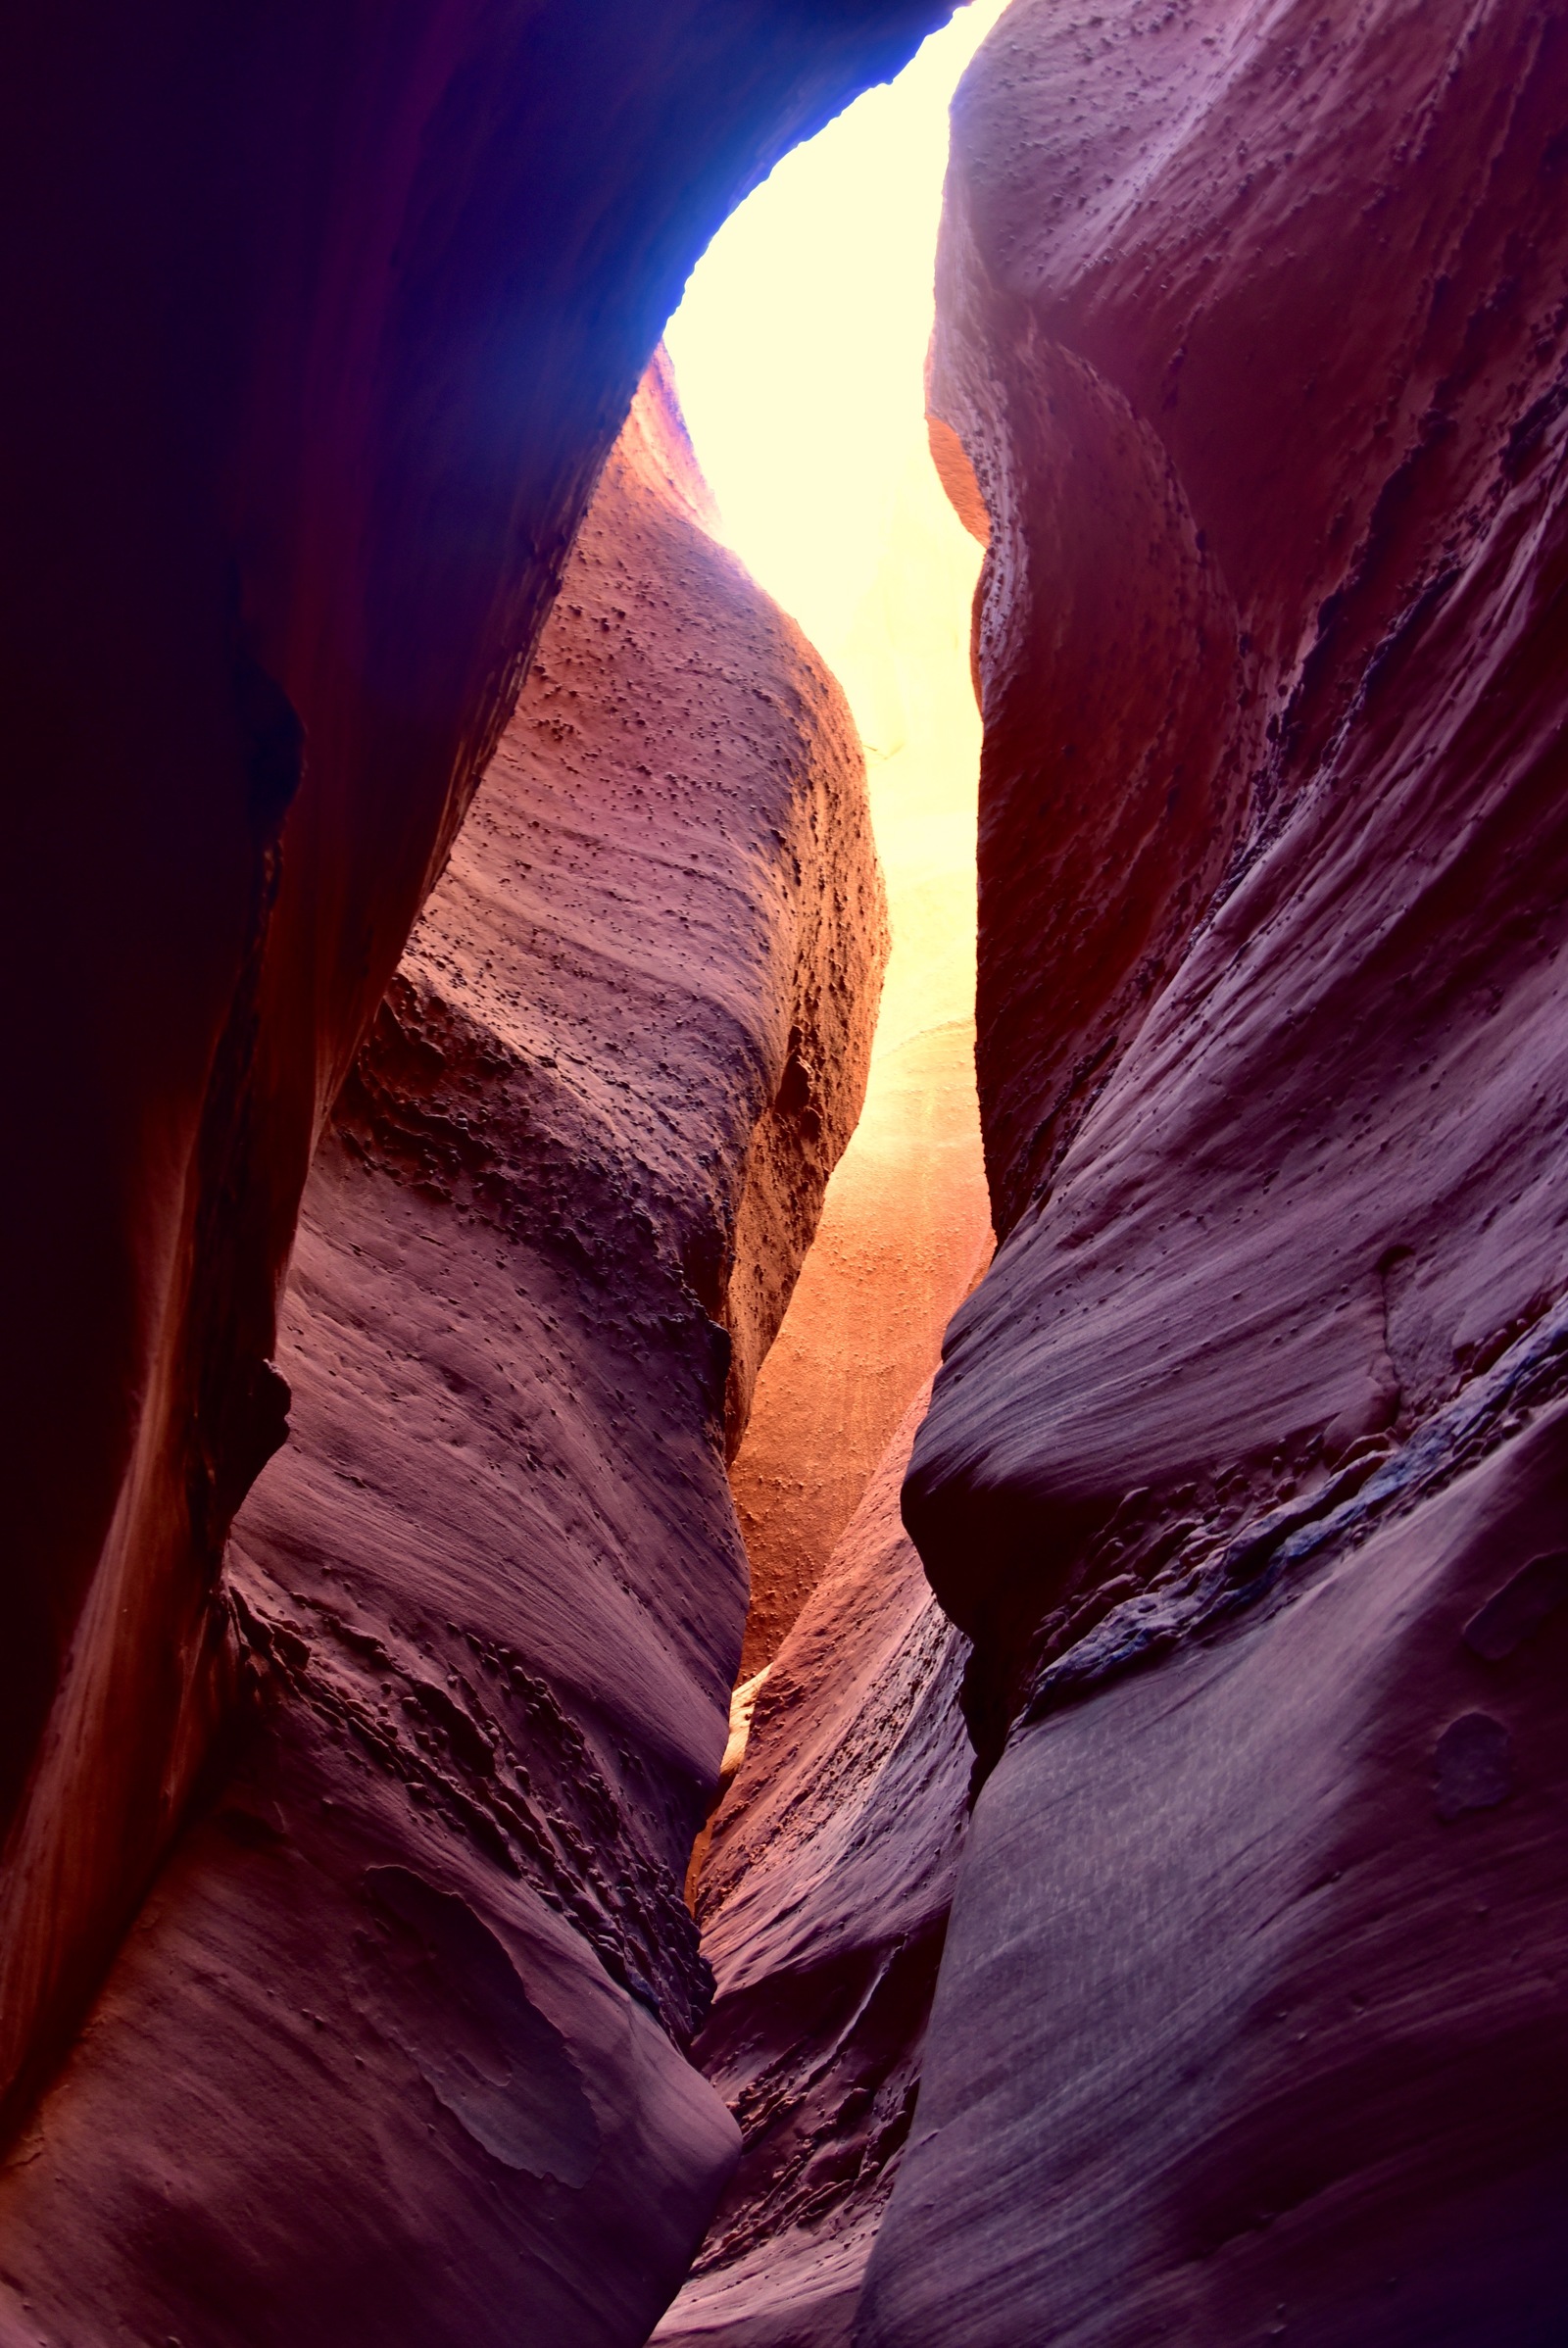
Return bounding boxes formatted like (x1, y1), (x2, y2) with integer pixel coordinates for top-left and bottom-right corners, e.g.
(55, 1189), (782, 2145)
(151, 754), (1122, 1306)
(1, 2), (1566, 2345)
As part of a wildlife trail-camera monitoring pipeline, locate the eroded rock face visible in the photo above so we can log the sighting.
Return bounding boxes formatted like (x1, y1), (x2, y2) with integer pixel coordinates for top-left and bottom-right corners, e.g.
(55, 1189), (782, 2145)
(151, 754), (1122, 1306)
(658, 1384), (974, 2348)
(919, 0), (1568, 1778)
(877, 0), (1568, 2335)
(0, 364), (884, 2347)
(877, 1405), (1568, 2348)
(0, 0), (946, 2146)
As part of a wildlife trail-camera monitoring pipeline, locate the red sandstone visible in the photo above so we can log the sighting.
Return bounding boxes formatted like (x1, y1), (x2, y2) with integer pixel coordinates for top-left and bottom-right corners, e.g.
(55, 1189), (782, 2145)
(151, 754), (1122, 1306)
(0, 363), (883, 2347)
(0, 0), (946, 2157)
(881, 0), (1568, 2335)
(5, 0), (1568, 2336)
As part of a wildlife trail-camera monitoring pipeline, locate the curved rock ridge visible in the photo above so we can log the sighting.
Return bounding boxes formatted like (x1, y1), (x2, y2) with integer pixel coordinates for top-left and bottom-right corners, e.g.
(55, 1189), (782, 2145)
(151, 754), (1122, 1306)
(0, 360), (885, 2348)
(875, 0), (1568, 2334)
(0, 0), (948, 2148)
(916, 0), (1568, 1755)
(657, 1382), (975, 2348)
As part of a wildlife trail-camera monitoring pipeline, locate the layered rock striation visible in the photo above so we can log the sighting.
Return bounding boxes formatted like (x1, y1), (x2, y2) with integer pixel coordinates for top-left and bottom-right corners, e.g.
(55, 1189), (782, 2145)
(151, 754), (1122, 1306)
(869, 0), (1568, 2336)
(11, 0), (1568, 2334)
(0, 363), (885, 2347)
(0, 0), (946, 2152)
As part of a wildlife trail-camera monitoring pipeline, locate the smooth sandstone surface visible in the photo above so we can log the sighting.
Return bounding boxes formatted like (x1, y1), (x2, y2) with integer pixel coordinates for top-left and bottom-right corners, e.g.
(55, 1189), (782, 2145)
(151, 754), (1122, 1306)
(0, 365), (884, 2347)
(0, 0), (947, 2144)
(879, 0), (1568, 2333)
(7, 0), (1567, 2333)
(914, 0), (1568, 1755)
(658, 1384), (975, 2348)
(914, 0), (1568, 1733)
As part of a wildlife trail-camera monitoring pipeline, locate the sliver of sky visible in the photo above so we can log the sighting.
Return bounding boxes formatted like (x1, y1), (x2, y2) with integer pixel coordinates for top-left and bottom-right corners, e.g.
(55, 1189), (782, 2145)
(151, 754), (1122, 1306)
(664, 0), (1007, 677)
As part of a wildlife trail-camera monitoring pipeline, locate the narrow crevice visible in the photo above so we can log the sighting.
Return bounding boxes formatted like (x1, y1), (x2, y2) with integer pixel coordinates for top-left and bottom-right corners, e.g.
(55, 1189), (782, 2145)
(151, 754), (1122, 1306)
(656, 18), (1003, 2334)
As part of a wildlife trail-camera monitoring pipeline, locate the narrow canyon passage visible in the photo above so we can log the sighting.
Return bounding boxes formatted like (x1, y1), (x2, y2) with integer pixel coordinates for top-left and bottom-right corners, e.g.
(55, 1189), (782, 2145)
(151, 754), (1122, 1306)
(652, 18), (1006, 2333)
(666, 0), (1002, 1690)
(4, 0), (1568, 2343)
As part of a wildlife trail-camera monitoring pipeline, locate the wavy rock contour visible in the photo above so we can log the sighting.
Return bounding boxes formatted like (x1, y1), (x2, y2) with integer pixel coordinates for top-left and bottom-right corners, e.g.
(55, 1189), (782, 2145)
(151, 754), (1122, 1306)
(0, 363), (884, 2348)
(872, 0), (1568, 2337)
(0, 0), (945, 2152)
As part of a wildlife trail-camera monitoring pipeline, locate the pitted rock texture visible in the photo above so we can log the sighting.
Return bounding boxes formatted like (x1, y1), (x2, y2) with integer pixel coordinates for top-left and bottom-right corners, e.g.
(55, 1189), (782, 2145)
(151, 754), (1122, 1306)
(926, 0), (1568, 1249)
(0, 363), (884, 2348)
(657, 1385), (973, 2348)
(0, 0), (946, 2145)
(879, 0), (1568, 2336)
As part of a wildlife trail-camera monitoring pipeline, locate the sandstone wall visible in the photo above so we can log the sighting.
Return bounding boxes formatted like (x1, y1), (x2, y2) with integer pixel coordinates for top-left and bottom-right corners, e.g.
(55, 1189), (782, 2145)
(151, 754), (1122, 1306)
(0, 364), (884, 2348)
(873, 0), (1568, 2335)
(0, 0), (946, 2148)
